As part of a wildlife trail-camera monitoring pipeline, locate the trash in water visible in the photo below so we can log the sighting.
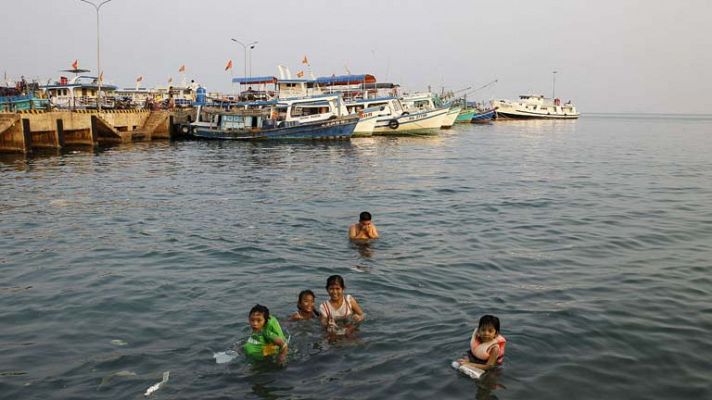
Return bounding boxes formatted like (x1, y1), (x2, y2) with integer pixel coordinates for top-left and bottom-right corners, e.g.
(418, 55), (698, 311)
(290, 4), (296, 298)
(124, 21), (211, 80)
(214, 350), (238, 364)
(144, 371), (169, 396)
(100, 370), (137, 386)
(110, 339), (128, 346)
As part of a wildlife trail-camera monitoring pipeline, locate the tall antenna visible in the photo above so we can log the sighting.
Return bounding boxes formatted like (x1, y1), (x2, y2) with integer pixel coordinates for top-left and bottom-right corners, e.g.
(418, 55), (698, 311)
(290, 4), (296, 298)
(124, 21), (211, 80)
(552, 70), (558, 99)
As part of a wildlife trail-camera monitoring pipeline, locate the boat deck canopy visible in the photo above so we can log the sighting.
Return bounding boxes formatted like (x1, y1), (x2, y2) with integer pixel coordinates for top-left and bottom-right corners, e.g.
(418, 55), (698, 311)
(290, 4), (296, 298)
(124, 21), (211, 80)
(315, 74), (376, 85)
(232, 76), (278, 84)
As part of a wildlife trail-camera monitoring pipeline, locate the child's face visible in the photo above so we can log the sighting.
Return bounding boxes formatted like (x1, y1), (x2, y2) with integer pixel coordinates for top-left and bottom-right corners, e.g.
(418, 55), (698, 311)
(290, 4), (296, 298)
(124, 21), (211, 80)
(249, 312), (266, 332)
(299, 294), (315, 313)
(478, 324), (498, 342)
(327, 284), (344, 301)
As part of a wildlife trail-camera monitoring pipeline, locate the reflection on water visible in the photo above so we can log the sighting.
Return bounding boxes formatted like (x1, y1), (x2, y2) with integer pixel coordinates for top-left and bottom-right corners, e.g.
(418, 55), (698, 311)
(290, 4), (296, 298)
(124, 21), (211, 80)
(2, 117), (712, 399)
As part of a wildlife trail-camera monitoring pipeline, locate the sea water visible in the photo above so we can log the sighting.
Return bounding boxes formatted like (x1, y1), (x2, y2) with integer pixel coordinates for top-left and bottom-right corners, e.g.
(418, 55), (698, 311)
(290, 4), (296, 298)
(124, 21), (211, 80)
(1, 114), (711, 399)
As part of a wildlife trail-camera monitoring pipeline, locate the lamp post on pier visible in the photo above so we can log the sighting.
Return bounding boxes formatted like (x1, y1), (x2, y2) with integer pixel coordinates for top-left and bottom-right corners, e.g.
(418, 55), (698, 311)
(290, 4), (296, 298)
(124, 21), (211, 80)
(79, 0), (113, 112)
(231, 38), (258, 84)
(552, 70), (558, 99)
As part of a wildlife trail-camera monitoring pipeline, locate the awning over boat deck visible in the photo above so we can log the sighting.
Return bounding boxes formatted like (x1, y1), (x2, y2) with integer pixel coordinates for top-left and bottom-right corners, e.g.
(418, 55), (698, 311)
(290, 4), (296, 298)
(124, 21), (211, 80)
(232, 76), (277, 84)
(360, 82), (399, 89)
(315, 74), (376, 85)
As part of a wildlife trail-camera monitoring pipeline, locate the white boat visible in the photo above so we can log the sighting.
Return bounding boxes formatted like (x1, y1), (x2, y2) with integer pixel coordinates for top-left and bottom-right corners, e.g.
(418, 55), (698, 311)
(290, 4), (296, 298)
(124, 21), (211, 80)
(189, 94), (358, 140)
(400, 92), (457, 128)
(492, 95), (580, 119)
(347, 96), (447, 135)
(41, 75), (117, 109)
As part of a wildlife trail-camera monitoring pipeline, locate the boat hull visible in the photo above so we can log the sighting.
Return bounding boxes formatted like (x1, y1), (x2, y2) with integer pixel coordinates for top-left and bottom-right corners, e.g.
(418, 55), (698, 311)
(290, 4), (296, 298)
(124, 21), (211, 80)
(352, 115), (379, 137)
(372, 108), (448, 135)
(471, 109), (496, 122)
(455, 108), (476, 123)
(191, 117), (357, 140)
(495, 110), (580, 119)
(441, 106), (461, 128)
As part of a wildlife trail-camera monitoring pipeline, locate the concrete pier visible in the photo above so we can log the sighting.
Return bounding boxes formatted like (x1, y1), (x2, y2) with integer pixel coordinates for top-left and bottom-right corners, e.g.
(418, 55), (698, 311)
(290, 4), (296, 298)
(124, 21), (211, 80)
(0, 110), (174, 154)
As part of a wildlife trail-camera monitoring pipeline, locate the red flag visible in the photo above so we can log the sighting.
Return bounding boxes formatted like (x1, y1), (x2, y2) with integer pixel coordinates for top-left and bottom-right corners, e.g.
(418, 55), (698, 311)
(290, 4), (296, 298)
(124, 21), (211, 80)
(296, 71), (304, 78)
(178, 65), (186, 73)
(136, 75), (143, 82)
(225, 59), (233, 71)
(71, 59), (78, 70)
(302, 56), (308, 65)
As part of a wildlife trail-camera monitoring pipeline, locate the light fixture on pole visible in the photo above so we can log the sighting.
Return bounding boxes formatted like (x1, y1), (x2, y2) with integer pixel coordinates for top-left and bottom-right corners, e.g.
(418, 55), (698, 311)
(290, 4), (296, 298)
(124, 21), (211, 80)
(231, 38), (258, 84)
(247, 41), (258, 79)
(79, 0), (113, 112)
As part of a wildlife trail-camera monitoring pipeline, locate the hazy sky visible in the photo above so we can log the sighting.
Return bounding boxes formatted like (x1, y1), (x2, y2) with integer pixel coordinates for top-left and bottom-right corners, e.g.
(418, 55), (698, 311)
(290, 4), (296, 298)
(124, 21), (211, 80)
(3, 0), (711, 113)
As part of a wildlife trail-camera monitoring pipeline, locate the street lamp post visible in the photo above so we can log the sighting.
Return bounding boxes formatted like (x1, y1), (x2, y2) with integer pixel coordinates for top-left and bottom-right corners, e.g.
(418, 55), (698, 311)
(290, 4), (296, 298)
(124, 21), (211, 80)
(231, 38), (258, 84)
(79, 0), (113, 112)
(552, 70), (558, 99)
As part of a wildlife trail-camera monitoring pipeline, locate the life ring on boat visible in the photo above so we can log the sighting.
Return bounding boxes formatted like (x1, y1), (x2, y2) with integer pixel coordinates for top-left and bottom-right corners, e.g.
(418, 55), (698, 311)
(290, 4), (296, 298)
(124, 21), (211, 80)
(401, 111), (409, 116)
(181, 125), (189, 134)
(388, 119), (399, 130)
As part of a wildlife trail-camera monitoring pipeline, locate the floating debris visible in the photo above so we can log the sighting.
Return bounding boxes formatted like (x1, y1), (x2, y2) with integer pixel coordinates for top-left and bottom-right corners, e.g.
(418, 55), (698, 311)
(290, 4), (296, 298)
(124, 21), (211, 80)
(213, 350), (238, 364)
(99, 370), (137, 386)
(110, 339), (128, 346)
(0, 371), (28, 376)
(144, 371), (169, 396)
(0, 286), (33, 293)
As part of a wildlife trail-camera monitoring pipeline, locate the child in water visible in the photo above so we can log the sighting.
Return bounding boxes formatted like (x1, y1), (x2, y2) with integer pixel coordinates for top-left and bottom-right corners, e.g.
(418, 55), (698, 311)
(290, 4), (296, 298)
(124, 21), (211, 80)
(456, 315), (506, 371)
(290, 290), (320, 321)
(319, 275), (364, 334)
(243, 304), (288, 364)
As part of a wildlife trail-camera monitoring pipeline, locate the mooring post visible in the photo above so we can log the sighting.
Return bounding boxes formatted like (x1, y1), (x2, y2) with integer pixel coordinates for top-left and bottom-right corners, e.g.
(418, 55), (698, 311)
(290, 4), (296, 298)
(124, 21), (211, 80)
(56, 118), (65, 148)
(21, 118), (33, 154)
(90, 115), (99, 144)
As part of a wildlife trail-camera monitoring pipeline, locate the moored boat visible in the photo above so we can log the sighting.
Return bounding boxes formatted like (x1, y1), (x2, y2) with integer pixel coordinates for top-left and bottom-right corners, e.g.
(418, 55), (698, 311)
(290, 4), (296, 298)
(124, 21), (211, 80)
(189, 94), (357, 140)
(471, 108), (496, 122)
(492, 95), (580, 119)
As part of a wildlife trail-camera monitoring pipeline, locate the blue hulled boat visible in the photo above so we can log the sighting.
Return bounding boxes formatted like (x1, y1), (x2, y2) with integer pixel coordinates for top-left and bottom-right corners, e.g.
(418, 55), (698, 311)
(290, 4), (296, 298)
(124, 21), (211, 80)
(188, 94), (358, 140)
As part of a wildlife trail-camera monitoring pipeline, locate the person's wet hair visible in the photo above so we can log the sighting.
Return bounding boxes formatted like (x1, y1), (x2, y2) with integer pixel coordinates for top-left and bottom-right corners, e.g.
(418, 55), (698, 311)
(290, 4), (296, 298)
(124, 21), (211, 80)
(249, 304), (270, 321)
(326, 275), (345, 289)
(359, 211), (372, 221)
(478, 314), (500, 333)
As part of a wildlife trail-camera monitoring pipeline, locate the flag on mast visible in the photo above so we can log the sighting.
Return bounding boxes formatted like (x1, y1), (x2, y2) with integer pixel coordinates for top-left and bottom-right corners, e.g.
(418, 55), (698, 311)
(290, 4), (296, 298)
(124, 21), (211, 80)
(225, 59), (233, 71)
(302, 56), (309, 65)
(296, 71), (304, 78)
(98, 71), (104, 82)
(136, 75), (143, 82)
(71, 60), (79, 70)
(178, 65), (186, 73)
(168, 77), (173, 84)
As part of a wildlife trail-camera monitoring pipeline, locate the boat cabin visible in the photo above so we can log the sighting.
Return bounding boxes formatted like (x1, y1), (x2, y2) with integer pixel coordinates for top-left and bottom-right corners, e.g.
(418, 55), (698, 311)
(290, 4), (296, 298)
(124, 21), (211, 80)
(41, 75), (117, 109)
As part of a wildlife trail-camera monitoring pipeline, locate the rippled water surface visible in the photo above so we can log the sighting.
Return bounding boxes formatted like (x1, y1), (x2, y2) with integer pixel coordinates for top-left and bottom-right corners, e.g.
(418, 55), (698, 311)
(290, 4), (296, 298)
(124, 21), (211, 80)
(2, 115), (711, 399)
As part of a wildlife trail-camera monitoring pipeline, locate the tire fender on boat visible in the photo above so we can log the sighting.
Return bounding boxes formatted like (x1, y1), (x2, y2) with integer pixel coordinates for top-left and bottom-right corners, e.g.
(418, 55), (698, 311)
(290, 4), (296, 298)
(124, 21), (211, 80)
(388, 119), (399, 130)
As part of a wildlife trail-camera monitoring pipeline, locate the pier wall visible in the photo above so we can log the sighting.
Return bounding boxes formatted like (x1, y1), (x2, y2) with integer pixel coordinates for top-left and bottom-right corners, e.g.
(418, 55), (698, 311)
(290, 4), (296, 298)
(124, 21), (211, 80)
(0, 110), (174, 154)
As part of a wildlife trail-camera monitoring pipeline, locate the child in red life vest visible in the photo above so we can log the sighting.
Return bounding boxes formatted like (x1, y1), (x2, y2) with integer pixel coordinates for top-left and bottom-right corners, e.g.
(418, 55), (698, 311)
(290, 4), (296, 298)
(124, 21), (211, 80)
(456, 314), (506, 371)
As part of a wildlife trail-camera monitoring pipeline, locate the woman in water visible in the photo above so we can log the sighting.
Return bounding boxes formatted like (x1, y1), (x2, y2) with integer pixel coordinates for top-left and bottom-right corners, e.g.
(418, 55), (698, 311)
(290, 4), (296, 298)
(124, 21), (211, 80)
(319, 275), (364, 335)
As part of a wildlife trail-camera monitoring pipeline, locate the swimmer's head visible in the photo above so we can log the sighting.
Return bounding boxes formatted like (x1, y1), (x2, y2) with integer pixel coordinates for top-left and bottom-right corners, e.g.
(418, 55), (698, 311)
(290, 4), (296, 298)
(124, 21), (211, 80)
(297, 290), (315, 313)
(249, 304), (270, 331)
(477, 315), (500, 341)
(359, 211), (372, 222)
(325, 275), (345, 290)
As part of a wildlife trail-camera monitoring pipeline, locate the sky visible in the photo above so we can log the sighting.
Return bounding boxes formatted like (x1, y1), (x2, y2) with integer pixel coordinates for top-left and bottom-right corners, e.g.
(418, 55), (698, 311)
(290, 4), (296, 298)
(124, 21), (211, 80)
(2, 0), (711, 114)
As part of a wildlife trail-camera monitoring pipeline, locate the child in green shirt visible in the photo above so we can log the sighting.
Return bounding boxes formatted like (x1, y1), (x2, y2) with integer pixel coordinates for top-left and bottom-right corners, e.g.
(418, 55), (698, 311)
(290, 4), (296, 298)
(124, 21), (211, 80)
(243, 304), (288, 364)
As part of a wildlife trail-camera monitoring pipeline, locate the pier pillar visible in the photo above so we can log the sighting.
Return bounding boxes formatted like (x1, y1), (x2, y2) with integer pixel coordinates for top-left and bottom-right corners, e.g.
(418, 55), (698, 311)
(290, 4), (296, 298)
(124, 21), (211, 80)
(56, 119), (65, 148)
(22, 118), (33, 154)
